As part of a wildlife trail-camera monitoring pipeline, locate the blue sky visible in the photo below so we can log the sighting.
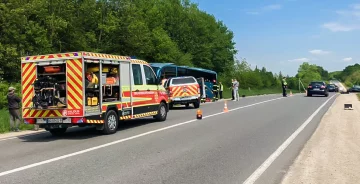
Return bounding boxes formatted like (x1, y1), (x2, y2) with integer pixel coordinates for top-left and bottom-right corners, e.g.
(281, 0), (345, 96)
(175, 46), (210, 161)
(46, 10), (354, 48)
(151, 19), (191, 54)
(196, 0), (360, 76)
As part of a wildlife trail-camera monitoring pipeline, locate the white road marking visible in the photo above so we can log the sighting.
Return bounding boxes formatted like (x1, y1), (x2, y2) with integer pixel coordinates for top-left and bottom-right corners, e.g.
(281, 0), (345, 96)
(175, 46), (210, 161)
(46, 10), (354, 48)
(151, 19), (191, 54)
(0, 96), (293, 177)
(0, 95), (292, 142)
(242, 94), (337, 184)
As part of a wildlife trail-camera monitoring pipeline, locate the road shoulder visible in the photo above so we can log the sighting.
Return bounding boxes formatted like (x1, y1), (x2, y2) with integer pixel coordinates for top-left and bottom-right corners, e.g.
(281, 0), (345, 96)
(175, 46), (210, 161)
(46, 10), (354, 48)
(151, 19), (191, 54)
(281, 93), (360, 184)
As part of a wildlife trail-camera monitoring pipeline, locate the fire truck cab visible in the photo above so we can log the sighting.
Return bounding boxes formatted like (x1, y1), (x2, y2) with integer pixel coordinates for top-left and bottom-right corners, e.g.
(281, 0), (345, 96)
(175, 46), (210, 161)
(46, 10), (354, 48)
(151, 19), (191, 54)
(21, 52), (169, 136)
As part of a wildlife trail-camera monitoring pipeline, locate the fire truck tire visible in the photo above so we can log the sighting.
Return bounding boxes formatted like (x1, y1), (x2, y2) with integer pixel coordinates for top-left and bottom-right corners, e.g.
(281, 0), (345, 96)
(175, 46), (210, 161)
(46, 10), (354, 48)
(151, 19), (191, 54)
(102, 110), (119, 134)
(169, 102), (174, 109)
(154, 102), (167, 121)
(48, 128), (67, 136)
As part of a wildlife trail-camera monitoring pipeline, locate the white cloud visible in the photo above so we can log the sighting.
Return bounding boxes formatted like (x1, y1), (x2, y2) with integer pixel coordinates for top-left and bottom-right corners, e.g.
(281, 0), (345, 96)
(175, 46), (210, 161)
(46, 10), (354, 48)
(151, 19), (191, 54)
(322, 22), (357, 32)
(288, 58), (310, 62)
(343, 57), (353, 61)
(262, 4), (282, 11)
(309, 49), (331, 55)
(246, 4), (282, 15)
(322, 4), (360, 32)
(352, 4), (360, 10)
(246, 11), (260, 15)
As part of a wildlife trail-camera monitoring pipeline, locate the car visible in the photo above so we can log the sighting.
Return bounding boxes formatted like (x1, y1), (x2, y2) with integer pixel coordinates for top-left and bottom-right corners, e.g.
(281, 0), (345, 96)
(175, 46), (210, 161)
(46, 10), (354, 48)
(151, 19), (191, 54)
(307, 81), (329, 97)
(348, 85), (360, 92)
(327, 84), (338, 92)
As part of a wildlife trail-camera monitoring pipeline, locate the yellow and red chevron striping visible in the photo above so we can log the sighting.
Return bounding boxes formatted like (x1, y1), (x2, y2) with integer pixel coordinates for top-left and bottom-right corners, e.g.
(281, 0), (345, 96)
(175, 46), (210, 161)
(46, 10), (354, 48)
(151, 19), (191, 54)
(83, 52), (130, 60)
(171, 85), (199, 97)
(21, 63), (37, 117)
(131, 59), (148, 64)
(86, 119), (104, 124)
(21, 52), (81, 61)
(25, 110), (62, 118)
(66, 59), (83, 113)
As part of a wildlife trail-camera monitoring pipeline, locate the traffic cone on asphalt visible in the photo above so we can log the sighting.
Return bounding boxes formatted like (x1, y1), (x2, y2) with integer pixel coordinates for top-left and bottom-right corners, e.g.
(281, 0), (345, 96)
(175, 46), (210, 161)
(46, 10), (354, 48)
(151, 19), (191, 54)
(196, 109), (202, 120)
(223, 100), (229, 113)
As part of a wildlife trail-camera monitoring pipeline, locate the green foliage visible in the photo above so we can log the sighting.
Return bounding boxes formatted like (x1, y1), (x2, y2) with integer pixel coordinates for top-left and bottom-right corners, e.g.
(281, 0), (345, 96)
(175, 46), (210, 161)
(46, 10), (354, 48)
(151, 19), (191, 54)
(295, 62), (327, 87)
(334, 64), (360, 87)
(0, 0), (236, 82)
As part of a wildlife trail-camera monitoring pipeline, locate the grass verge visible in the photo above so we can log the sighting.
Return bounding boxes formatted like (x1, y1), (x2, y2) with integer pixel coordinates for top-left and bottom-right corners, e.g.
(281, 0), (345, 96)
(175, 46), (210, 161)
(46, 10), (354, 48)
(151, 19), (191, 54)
(0, 109), (34, 134)
(357, 94), (360, 101)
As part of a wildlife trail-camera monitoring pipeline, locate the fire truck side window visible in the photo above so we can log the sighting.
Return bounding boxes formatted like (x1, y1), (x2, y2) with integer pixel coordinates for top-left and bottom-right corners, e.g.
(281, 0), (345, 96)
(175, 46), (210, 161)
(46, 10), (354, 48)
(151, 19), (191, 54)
(132, 64), (143, 85)
(143, 65), (157, 85)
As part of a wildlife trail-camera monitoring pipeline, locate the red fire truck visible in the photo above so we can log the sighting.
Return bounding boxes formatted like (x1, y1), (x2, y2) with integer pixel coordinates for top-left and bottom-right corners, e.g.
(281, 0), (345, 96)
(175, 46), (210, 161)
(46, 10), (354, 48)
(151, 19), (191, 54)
(21, 52), (169, 135)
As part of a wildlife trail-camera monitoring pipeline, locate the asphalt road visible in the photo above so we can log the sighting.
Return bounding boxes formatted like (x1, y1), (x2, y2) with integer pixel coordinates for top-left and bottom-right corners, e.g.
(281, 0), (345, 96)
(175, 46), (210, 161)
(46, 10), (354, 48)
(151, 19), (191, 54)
(0, 92), (338, 184)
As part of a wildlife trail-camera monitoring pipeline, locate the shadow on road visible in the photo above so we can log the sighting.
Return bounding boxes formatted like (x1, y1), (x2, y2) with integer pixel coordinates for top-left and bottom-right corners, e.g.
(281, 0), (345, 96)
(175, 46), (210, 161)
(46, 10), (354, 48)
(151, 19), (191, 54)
(170, 106), (198, 110)
(18, 118), (158, 142)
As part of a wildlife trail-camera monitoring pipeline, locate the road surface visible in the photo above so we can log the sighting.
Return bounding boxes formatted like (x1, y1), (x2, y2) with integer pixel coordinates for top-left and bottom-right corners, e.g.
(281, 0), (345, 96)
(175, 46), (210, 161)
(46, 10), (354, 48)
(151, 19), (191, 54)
(0, 93), (338, 184)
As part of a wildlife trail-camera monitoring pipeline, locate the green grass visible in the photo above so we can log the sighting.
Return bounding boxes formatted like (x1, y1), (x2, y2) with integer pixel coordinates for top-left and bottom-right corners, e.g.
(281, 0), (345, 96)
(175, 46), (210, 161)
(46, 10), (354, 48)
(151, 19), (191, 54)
(357, 94), (360, 101)
(222, 87), (302, 99)
(0, 109), (34, 134)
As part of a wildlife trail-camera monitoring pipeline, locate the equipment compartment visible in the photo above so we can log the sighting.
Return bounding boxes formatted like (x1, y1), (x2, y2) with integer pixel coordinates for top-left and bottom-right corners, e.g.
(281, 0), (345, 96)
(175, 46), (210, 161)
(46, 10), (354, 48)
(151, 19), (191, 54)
(32, 64), (67, 109)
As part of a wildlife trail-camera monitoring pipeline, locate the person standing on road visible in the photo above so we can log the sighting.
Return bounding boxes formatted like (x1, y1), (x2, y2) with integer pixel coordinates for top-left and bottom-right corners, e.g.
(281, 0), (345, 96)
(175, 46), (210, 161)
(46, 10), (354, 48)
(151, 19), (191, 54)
(7, 87), (21, 132)
(212, 80), (219, 101)
(219, 82), (224, 99)
(230, 79), (235, 100)
(282, 77), (287, 97)
(233, 79), (240, 101)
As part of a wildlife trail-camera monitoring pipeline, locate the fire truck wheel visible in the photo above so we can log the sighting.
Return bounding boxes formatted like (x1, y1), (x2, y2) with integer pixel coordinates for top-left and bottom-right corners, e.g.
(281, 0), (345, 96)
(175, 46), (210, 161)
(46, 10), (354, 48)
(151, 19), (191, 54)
(154, 102), (167, 122)
(48, 128), (67, 136)
(102, 110), (118, 134)
(169, 102), (174, 109)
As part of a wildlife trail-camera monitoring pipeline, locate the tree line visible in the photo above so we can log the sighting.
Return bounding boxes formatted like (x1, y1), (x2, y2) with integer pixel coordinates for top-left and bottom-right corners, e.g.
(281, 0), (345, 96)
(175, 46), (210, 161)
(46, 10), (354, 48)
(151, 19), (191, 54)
(1, 0), (305, 93)
(0, 0), (238, 82)
(330, 64), (360, 87)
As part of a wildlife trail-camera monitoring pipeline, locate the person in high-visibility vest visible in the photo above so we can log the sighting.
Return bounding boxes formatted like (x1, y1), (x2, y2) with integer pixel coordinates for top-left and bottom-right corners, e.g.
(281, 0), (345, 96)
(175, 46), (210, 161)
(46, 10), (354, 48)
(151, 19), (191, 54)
(219, 82), (224, 99)
(212, 80), (219, 101)
(282, 77), (287, 97)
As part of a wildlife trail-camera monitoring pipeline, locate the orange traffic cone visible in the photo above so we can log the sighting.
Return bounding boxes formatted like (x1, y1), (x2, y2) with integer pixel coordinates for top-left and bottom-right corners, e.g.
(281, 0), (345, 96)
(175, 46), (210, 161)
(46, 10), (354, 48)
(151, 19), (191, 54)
(196, 109), (202, 119)
(223, 100), (229, 112)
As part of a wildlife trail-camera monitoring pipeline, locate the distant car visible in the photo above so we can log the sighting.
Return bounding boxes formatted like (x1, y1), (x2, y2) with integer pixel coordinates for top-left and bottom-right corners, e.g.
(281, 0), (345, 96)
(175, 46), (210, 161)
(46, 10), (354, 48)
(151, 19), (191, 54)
(348, 85), (360, 92)
(307, 81), (329, 97)
(327, 84), (338, 92)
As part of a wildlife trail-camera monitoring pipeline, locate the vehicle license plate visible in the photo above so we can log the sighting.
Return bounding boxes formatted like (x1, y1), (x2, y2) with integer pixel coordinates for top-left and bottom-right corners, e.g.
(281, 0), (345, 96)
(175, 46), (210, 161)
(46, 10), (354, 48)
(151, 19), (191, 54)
(47, 118), (63, 123)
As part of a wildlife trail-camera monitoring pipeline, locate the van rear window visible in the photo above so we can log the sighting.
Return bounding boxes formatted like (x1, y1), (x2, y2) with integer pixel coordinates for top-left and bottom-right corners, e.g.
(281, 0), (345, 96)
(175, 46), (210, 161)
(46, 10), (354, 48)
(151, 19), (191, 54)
(172, 78), (196, 85)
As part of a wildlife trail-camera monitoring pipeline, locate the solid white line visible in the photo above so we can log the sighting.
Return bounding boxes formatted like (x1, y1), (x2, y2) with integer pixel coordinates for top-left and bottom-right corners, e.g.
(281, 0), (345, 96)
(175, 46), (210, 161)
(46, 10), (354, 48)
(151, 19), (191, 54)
(0, 95), (290, 177)
(242, 94), (337, 184)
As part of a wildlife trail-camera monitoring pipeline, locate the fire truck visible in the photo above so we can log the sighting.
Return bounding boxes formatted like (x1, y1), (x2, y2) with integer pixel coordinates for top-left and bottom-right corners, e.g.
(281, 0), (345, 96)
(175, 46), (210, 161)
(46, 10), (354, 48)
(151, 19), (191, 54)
(21, 52), (169, 136)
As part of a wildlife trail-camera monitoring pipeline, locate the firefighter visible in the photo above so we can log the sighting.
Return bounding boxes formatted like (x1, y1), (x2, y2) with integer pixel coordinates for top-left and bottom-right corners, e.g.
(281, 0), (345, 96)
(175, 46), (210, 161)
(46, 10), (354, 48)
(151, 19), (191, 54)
(219, 82), (224, 99)
(212, 80), (219, 101)
(282, 77), (287, 97)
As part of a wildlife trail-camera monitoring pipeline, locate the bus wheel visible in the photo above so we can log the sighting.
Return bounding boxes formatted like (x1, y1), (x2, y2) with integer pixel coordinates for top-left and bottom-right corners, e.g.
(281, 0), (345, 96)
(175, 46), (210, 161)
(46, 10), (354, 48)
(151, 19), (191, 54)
(102, 110), (118, 135)
(154, 102), (167, 122)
